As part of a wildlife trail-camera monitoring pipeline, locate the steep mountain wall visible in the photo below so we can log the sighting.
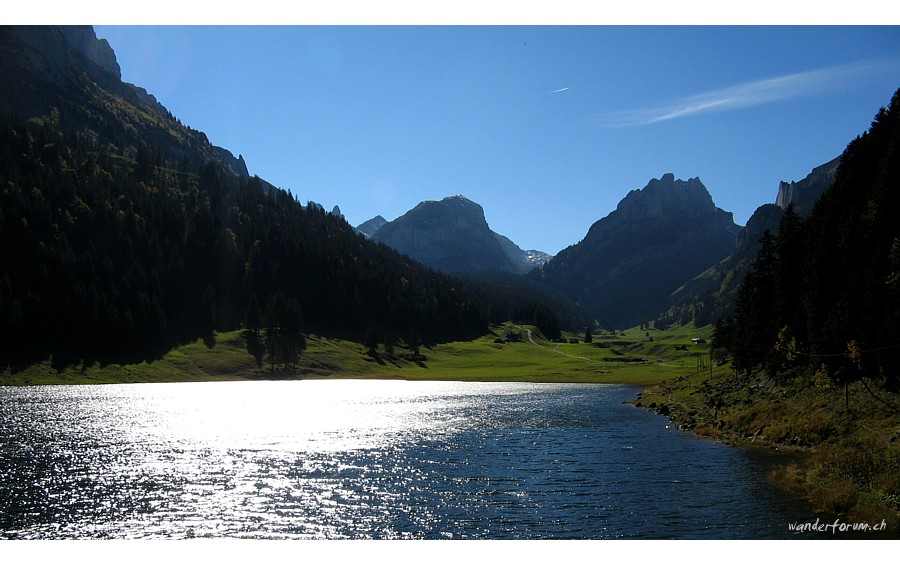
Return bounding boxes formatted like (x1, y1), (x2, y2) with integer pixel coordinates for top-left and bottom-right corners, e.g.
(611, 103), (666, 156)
(775, 156), (839, 216)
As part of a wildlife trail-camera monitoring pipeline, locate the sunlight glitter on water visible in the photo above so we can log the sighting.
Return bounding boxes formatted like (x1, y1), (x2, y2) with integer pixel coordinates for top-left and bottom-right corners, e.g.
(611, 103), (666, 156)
(0, 380), (816, 539)
(110, 380), (502, 452)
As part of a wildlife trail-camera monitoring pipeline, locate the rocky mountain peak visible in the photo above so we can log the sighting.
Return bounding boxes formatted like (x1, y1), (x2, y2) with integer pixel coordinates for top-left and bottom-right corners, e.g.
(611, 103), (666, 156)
(371, 195), (549, 275)
(5, 26), (120, 84)
(615, 174), (716, 220)
(425, 194), (482, 215)
(60, 26), (121, 79)
(775, 156), (840, 216)
(537, 174), (740, 328)
(356, 215), (388, 238)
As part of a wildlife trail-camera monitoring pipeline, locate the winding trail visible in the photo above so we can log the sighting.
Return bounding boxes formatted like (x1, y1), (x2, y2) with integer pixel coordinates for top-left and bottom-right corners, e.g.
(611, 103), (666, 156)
(523, 327), (684, 368)
(524, 328), (600, 363)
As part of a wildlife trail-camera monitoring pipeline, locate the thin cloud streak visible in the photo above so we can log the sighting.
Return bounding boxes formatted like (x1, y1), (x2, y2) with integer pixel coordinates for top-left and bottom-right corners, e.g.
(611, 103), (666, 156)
(597, 59), (898, 127)
(551, 87), (570, 93)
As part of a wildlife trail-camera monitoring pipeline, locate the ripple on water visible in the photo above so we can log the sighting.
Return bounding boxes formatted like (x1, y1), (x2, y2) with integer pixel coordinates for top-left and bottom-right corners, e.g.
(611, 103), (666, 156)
(0, 380), (816, 539)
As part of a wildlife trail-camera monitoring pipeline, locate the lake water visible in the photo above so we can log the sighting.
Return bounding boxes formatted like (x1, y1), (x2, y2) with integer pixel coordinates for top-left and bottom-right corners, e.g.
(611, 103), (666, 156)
(0, 380), (818, 539)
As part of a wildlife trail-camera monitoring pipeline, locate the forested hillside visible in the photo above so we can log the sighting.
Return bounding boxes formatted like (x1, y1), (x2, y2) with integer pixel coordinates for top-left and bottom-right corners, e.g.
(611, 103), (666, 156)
(0, 112), (565, 369)
(719, 88), (900, 391)
(0, 26), (249, 179)
(0, 25), (573, 370)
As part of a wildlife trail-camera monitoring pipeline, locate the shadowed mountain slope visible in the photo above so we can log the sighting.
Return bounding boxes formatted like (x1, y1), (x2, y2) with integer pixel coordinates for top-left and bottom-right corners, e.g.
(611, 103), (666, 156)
(534, 174), (740, 329)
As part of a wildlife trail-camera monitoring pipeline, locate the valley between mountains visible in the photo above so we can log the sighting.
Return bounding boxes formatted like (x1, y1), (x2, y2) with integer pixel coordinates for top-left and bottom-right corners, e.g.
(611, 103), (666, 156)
(1, 26), (899, 532)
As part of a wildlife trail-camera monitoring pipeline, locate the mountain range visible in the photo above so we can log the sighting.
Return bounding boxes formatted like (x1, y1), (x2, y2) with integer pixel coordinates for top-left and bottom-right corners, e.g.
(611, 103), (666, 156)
(361, 157), (842, 331)
(1, 24), (887, 365)
(362, 157), (843, 332)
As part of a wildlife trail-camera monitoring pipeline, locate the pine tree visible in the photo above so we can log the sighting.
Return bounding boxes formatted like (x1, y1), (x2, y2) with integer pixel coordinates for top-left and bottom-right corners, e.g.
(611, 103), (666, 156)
(265, 291), (288, 371)
(244, 294), (264, 368)
(201, 283), (217, 347)
(732, 231), (777, 375)
(284, 297), (306, 370)
(365, 320), (379, 355)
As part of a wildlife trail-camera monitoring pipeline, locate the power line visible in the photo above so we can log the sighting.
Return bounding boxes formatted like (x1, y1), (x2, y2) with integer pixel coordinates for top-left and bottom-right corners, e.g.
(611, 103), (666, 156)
(783, 341), (900, 359)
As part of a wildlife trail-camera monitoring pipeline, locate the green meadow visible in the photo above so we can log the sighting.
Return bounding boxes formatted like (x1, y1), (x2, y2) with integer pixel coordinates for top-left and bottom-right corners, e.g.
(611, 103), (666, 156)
(1, 322), (715, 386)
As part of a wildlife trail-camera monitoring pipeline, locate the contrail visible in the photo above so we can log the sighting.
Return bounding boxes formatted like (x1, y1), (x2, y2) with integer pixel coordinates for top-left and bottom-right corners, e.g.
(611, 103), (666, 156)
(551, 87), (570, 93)
(595, 58), (898, 127)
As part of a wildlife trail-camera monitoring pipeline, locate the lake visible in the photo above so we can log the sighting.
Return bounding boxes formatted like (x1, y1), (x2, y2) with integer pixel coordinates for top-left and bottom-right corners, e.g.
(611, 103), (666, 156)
(0, 380), (817, 539)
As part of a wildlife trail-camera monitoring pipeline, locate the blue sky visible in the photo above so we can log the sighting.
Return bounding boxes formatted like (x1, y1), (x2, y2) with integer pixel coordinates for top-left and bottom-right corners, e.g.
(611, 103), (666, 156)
(93, 25), (900, 254)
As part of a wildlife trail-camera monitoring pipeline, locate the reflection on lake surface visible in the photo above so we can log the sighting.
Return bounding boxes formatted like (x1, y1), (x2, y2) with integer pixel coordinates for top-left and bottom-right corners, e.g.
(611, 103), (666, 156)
(0, 380), (814, 539)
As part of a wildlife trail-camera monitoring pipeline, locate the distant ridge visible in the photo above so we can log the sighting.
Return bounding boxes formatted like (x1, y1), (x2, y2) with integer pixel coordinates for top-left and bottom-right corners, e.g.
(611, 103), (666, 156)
(370, 195), (551, 274)
(356, 215), (388, 238)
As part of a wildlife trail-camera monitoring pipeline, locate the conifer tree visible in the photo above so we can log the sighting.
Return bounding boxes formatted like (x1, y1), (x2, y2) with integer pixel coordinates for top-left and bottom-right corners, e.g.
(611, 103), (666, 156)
(365, 320), (379, 355)
(244, 294), (264, 368)
(732, 231), (777, 375)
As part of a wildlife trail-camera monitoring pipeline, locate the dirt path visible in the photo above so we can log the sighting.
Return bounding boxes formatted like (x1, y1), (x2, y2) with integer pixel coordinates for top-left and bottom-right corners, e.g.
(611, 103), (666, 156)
(523, 327), (682, 368)
(524, 328), (599, 363)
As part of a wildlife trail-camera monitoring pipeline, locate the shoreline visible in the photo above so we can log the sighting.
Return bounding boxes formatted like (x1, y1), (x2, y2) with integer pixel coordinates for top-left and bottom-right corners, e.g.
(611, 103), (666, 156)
(0, 345), (900, 536)
(636, 372), (900, 534)
(6, 326), (897, 534)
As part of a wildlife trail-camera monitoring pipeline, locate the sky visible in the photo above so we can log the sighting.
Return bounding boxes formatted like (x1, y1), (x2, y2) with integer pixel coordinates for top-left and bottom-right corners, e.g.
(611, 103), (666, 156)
(90, 23), (900, 255)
